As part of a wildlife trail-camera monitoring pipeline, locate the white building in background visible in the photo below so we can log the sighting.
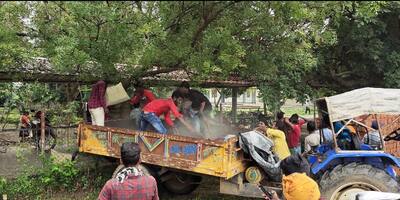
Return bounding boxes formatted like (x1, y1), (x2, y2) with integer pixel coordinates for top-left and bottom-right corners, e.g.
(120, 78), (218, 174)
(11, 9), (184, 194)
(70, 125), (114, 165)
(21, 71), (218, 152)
(203, 87), (264, 109)
(203, 87), (303, 111)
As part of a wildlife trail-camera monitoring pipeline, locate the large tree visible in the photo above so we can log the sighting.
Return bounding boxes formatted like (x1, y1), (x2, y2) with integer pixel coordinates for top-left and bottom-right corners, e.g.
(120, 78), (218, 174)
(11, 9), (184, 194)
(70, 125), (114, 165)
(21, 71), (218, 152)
(3, 1), (399, 111)
(308, 1), (400, 92)
(1, 1), (320, 111)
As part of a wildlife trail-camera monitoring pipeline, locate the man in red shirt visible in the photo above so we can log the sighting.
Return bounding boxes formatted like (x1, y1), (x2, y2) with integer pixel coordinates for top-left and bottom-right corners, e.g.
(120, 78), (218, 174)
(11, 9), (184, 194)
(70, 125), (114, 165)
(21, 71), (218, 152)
(284, 114), (307, 155)
(139, 92), (194, 134)
(129, 82), (156, 127)
(88, 80), (107, 126)
(19, 111), (31, 140)
(129, 82), (156, 108)
(98, 142), (159, 200)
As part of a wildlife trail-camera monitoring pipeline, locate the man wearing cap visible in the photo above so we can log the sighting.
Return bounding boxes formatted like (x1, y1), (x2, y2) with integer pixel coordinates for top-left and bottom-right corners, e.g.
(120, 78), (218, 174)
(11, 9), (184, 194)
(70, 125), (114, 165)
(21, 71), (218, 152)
(98, 142), (159, 200)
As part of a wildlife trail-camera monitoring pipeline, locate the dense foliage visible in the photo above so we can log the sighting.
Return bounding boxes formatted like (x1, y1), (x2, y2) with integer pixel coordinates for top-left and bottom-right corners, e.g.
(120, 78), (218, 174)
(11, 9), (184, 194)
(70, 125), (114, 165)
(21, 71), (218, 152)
(0, 153), (108, 200)
(1, 1), (399, 111)
(0, 82), (82, 128)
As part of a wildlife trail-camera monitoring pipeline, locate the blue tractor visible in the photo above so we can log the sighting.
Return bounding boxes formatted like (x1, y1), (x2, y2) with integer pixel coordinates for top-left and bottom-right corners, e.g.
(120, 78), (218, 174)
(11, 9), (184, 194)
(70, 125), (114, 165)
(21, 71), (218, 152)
(308, 88), (400, 200)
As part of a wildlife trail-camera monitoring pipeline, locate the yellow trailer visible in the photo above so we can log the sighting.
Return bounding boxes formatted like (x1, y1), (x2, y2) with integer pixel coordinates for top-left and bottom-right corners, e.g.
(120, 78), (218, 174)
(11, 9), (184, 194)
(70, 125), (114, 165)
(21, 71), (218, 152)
(76, 123), (271, 198)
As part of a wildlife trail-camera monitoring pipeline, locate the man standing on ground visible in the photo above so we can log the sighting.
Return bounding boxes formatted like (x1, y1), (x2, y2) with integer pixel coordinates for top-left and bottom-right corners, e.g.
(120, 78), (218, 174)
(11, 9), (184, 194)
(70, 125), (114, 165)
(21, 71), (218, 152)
(284, 114), (307, 155)
(88, 80), (107, 126)
(139, 92), (195, 134)
(98, 142), (159, 200)
(304, 121), (320, 153)
(19, 111), (31, 140)
(275, 111), (290, 140)
(176, 81), (212, 132)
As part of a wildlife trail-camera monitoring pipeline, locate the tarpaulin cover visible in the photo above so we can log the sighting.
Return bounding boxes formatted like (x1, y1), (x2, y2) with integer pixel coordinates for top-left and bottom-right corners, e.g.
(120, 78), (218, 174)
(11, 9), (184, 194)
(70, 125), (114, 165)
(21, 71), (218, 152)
(239, 131), (281, 181)
(325, 87), (400, 122)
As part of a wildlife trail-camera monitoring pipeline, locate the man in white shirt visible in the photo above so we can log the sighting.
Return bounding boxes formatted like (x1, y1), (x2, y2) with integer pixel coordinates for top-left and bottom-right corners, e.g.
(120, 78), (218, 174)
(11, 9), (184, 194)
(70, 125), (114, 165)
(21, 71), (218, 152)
(304, 121), (320, 153)
(363, 120), (381, 148)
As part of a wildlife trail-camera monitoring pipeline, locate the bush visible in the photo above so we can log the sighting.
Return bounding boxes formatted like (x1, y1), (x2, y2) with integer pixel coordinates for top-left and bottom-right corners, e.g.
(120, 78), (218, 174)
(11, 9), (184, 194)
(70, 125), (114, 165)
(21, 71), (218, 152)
(0, 153), (106, 199)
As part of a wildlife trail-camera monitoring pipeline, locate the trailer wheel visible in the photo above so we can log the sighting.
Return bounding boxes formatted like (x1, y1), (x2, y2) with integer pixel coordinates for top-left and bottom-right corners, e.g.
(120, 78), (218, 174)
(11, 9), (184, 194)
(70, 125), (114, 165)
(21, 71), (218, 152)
(161, 171), (202, 195)
(319, 162), (400, 200)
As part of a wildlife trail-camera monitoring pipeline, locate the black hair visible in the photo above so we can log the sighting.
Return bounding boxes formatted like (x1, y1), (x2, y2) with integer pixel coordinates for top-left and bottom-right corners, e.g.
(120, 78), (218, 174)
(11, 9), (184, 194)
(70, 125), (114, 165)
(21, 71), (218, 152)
(280, 153), (311, 176)
(134, 88), (145, 96)
(171, 90), (184, 99)
(179, 81), (190, 89)
(276, 111), (285, 120)
(35, 111), (42, 119)
(121, 142), (141, 167)
(259, 116), (271, 127)
(320, 117), (330, 129)
(289, 114), (299, 124)
(134, 80), (144, 88)
(371, 120), (378, 130)
(307, 121), (316, 133)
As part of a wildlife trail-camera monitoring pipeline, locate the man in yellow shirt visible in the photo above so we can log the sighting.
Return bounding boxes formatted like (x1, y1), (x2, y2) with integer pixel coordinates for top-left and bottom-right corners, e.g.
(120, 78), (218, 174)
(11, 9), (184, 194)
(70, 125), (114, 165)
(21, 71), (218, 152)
(256, 119), (291, 160)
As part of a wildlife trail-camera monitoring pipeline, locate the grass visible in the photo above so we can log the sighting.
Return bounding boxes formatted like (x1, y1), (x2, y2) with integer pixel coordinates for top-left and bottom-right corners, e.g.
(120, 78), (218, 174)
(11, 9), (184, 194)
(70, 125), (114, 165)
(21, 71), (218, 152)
(281, 106), (315, 117)
(0, 108), (20, 129)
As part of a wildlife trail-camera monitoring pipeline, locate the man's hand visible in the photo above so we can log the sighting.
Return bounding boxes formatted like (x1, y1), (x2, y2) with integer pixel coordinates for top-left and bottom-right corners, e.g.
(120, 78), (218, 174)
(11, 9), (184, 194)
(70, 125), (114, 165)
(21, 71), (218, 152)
(263, 190), (279, 200)
(255, 127), (266, 133)
(104, 107), (109, 114)
(271, 191), (279, 200)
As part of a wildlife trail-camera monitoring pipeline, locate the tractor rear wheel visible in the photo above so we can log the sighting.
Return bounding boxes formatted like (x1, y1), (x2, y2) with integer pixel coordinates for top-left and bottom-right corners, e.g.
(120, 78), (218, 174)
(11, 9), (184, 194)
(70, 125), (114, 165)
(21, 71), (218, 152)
(319, 162), (400, 200)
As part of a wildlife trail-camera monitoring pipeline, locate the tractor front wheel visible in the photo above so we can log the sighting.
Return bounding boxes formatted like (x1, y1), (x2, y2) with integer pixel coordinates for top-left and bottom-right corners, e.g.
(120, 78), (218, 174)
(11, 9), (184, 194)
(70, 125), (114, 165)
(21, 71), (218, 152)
(319, 162), (400, 200)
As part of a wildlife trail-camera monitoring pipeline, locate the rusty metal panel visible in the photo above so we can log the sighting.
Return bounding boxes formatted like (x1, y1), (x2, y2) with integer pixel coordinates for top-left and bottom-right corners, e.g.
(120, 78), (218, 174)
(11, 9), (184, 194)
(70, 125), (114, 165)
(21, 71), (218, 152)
(77, 123), (248, 179)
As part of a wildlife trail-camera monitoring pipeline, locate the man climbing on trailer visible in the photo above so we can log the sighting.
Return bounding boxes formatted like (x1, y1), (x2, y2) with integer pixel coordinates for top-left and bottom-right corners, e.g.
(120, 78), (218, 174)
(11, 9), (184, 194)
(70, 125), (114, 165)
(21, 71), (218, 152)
(175, 81), (212, 133)
(139, 91), (195, 134)
(129, 81), (156, 127)
(88, 80), (107, 126)
(129, 81), (156, 108)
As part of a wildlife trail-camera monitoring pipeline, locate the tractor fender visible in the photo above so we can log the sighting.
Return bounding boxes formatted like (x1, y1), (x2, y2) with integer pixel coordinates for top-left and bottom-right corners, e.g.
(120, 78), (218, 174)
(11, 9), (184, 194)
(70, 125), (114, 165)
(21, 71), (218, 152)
(311, 150), (400, 177)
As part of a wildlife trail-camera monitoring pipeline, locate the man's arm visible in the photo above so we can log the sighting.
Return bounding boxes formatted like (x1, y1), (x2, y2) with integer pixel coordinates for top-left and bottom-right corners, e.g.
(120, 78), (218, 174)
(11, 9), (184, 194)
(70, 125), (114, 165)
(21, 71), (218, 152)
(284, 117), (294, 129)
(98, 181), (111, 200)
(298, 116), (312, 124)
(177, 117), (195, 133)
(129, 94), (141, 105)
(145, 90), (156, 102)
(152, 176), (160, 200)
(304, 138), (311, 152)
(164, 111), (174, 127)
(199, 102), (206, 113)
(167, 100), (195, 132)
(268, 129), (285, 139)
(99, 85), (107, 110)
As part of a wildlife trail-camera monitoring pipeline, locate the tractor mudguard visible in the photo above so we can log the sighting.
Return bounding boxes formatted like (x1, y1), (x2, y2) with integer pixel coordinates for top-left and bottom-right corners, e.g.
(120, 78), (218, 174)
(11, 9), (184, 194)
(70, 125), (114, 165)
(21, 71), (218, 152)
(311, 150), (400, 177)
